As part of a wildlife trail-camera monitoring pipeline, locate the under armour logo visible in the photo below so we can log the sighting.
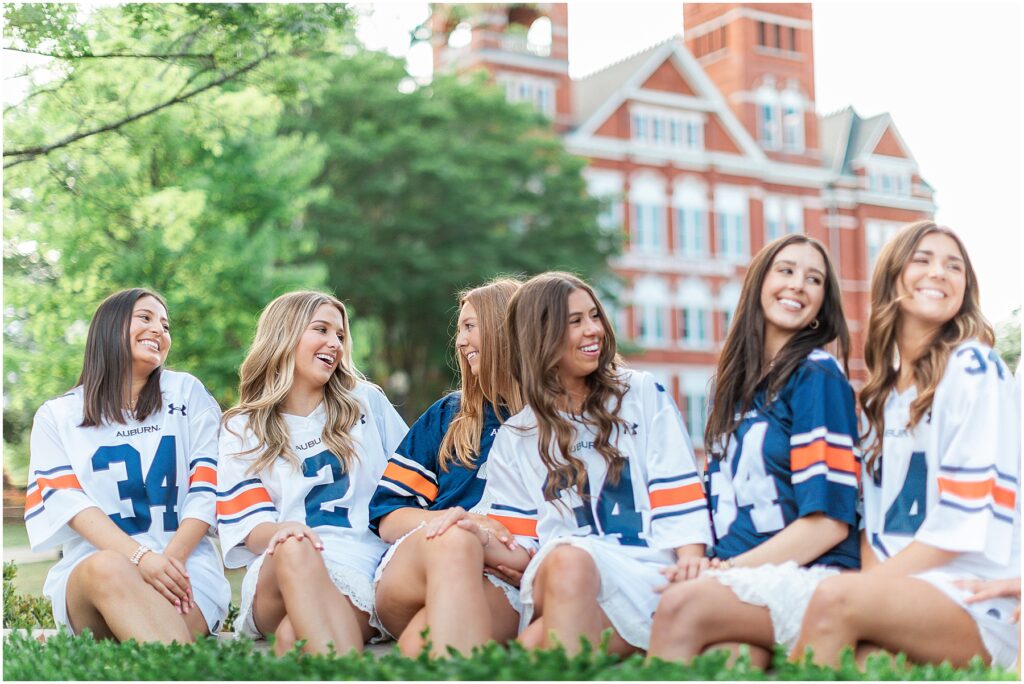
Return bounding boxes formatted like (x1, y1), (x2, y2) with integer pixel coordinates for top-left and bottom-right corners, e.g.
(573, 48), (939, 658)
(629, 422), (639, 435)
(360, 414), (367, 425)
(167, 404), (187, 416)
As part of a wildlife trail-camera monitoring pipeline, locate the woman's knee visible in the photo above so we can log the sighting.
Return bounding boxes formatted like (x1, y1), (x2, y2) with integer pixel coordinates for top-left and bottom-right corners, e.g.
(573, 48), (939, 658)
(652, 581), (712, 642)
(424, 526), (484, 567)
(538, 546), (599, 601)
(802, 575), (858, 635)
(77, 550), (141, 598)
(269, 537), (323, 582)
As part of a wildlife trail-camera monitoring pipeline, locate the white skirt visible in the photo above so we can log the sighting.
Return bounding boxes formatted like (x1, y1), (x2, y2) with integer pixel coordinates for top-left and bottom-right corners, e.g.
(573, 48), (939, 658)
(519, 536), (668, 650)
(708, 560), (839, 653)
(913, 568), (1019, 669)
(372, 521), (523, 640)
(236, 548), (386, 642)
(49, 540), (230, 636)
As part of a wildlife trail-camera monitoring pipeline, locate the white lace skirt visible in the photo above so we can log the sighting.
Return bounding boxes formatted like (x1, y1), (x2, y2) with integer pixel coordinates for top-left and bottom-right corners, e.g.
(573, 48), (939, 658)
(237, 548), (386, 642)
(708, 561), (839, 653)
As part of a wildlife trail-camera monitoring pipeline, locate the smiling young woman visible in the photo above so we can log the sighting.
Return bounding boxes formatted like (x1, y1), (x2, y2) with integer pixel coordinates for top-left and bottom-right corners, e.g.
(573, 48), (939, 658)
(647, 235), (860, 668)
(793, 221), (1020, 669)
(24, 288), (230, 644)
(367, 278), (525, 657)
(436, 271), (711, 657)
(216, 291), (408, 656)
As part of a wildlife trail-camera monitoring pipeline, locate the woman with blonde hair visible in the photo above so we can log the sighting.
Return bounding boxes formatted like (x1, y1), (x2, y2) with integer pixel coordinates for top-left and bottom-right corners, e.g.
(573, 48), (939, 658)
(24, 288), (230, 643)
(436, 271), (712, 656)
(369, 277), (524, 657)
(217, 291), (407, 655)
(794, 221), (1020, 669)
(648, 234), (860, 666)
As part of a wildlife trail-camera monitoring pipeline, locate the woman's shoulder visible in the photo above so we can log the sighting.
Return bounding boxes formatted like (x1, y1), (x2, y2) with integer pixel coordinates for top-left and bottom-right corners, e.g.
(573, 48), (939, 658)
(35, 386), (83, 423)
(940, 338), (1009, 387)
(794, 348), (847, 381)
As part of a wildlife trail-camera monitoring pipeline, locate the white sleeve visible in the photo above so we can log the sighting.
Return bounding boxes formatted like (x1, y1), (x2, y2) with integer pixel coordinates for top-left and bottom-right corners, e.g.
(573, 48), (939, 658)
(24, 402), (100, 552)
(642, 376), (713, 550)
(483, 430), (540, 553)
(216, 421), (280, 568)
(369, 387), (409, 456)
(179, 381), (220, 527)
(915, 346), (1020, 565)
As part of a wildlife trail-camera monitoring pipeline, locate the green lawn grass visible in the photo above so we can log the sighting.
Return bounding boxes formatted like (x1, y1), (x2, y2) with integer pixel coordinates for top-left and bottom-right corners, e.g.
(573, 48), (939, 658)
(3, 522), (30, 549)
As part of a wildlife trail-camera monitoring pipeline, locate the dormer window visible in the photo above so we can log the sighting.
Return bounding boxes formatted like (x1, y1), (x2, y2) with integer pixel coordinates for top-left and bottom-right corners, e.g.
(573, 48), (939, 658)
(630, 106), (704, 151)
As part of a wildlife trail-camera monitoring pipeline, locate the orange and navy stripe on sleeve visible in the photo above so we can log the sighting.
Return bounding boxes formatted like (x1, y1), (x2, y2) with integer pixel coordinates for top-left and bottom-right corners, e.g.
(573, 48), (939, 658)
(378, 455), (439, 507)
(937, 464), (1017, 523)
(488, 504), (539, 538)
(648, 472), (706, 521)
(188, 457), (217, 495)
(217, 478), (276, 525)
(790, 427), (859, 488)
(24, 465), (83, 522)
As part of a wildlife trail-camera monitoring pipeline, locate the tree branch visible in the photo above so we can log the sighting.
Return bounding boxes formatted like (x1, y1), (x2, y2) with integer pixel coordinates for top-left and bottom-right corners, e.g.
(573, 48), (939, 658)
(4, 46), (216, 61)
(3, 53), (271, 169)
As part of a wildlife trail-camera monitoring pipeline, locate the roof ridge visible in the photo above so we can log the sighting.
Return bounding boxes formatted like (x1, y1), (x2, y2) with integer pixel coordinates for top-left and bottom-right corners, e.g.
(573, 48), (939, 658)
(575, 34), (680, 81)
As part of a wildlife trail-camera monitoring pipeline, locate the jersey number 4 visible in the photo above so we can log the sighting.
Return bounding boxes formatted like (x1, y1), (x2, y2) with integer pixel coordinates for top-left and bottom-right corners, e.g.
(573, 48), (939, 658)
(709, 422), (784, 537)
(91, 436), (179, 534)
(568, 463), (646, 546)
(302, 450), (352, 528)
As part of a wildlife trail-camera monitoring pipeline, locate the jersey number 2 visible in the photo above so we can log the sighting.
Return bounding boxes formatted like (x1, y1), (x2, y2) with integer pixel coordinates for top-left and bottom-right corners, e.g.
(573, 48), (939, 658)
(302, 450), (352, 528)
(91, 436), (178, 534)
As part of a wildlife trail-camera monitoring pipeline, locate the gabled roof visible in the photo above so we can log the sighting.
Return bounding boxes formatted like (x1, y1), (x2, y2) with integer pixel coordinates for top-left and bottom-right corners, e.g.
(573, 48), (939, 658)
(573, 39), (673, 126)
(570, 37), (766, 162)
(819, 106), (931, 189)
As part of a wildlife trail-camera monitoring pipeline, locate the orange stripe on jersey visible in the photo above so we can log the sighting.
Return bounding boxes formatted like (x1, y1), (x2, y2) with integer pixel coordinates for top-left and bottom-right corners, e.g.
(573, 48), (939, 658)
(791, 440), (859, 477)
(189, 466), (217, 487)
(24, 474), (83, 511)
(383, 462), (438, 501)
(217, 487), (272, 516)
(938, 477), (1016, 508)
(649, 482), (704, 509)
(487, 514), (538, 538)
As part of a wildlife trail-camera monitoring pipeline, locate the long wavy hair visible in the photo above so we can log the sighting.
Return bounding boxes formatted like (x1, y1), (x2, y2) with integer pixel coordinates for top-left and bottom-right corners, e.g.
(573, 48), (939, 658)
(222, 291), (365, 475)
(860, 221), (992, 471)
(507, 272), (629, 503)
(705, 235), (850, 458)
(78, 288), (168, 427)
(438, 278), (524, 471)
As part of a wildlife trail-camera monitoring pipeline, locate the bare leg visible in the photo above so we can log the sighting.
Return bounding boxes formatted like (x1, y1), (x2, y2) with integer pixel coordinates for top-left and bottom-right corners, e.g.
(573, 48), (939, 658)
(794, 573), (988, 668)
(65, 550), (194, 644)
(648, 578), (774, 663)
(273, 615), (299, 657)
(375, 530), (430, 639)
(253, 537), (373, 655)
(526, 545), (639, 657)
(397, 608), (429, 657)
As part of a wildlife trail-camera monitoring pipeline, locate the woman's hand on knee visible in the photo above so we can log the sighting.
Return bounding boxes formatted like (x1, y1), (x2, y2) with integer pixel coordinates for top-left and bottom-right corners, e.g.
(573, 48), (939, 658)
(471, 514), (518, 551)
(954, 577), (1021, 623)
(266, 523), (324, 555)
(138, 551), (193, 613)
(423, 506), (469, 540)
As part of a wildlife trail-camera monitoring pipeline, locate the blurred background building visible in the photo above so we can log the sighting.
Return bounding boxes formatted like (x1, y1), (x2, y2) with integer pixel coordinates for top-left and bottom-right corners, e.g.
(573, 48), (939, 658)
(429, 2), (936, 443)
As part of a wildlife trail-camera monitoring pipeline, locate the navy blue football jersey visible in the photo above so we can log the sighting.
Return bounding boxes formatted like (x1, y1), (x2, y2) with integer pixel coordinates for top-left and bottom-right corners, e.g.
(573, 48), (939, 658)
(706, 349), (860, 568)
(368, 392), (505, 533)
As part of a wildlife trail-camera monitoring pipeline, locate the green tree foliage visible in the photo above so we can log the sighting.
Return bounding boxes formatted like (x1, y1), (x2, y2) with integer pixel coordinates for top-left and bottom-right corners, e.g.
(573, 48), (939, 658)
(3, 3), (352, 168)
(287, 51), (619, 415)
(3, 5), (351, 482)
(995, 308), (1020, 374)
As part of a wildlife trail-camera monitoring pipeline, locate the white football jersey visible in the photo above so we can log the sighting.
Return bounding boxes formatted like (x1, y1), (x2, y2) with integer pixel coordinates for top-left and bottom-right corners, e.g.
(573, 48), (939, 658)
(863, 340), (1021, 579)
(25, 370), (230, 628)
(484, 369), (712, 566)
(217, 382), (408, 579)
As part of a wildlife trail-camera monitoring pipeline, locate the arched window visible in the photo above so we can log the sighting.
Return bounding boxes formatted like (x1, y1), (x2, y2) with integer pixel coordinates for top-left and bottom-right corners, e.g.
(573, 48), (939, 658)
(672, 178), (708, 258)
(755, 80), (780, 150)
(780, 87), (804, 152)
(717, 281), (742, 338)
(633, 276), (670, 347)
(676, 279), (713, 349)
(629, 173), (667, 254)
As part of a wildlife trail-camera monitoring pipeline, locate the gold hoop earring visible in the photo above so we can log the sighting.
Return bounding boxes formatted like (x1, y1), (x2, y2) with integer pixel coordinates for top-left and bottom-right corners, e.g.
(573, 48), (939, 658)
(809, 319), (820, 330)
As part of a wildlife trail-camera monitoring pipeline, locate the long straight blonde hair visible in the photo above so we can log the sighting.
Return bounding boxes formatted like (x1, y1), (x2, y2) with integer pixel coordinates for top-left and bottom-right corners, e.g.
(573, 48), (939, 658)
(437, 278), (524, 471)
(223, 291), (365, 475)
(860, 221), (993, 471)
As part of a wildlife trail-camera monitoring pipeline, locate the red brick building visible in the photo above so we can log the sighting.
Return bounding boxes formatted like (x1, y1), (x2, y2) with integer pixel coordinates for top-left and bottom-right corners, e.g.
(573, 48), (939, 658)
(430, 3), (935, 443)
